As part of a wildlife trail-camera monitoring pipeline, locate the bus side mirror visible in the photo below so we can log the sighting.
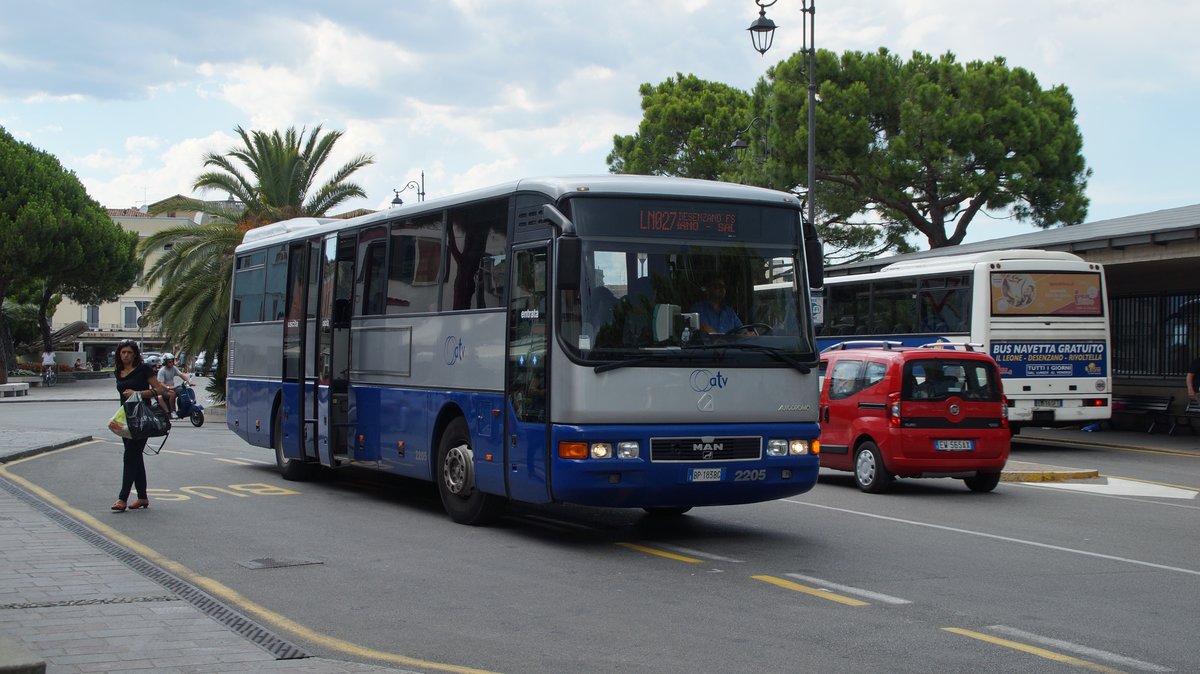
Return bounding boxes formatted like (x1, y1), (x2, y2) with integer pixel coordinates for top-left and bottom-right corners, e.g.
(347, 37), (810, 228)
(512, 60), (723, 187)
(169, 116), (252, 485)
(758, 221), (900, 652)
(557, 237), (581, 293)
(803, 219), (824, 289)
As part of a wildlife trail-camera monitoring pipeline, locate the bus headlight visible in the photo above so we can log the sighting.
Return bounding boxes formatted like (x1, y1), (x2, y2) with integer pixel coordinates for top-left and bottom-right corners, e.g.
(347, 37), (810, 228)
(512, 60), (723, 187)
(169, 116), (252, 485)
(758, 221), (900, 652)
(590, 442), (613, 459)
(790, 439), (814, 455)
(617, 441), (640, 459)
(767, 439), (789, 456)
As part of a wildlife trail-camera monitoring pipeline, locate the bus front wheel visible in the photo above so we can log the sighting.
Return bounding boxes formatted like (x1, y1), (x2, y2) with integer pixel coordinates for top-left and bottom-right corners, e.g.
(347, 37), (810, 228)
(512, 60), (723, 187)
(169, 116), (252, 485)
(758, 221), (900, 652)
(274, 413), (315, 481)
(437, 417), (505, 525)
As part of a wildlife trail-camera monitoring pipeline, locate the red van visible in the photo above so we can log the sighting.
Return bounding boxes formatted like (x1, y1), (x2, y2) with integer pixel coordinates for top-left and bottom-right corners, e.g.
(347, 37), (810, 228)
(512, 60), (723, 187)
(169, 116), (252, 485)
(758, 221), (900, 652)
(818, 341), (1010, 493)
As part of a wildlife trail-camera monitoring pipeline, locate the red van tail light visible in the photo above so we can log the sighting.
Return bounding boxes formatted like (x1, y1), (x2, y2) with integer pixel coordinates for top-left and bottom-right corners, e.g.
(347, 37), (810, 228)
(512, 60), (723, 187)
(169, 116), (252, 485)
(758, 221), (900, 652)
(887, 392), (902, 427)
(1000, 396), (1009, 428)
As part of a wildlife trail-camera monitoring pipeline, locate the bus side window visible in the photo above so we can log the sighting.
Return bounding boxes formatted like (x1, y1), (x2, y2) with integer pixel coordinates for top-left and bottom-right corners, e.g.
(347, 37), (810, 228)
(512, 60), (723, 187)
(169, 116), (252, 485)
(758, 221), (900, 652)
(444, 198), (509, 311)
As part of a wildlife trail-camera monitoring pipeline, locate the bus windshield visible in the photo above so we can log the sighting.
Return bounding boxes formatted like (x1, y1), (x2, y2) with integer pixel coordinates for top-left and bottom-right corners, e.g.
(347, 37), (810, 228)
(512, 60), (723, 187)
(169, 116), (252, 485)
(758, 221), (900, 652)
(559, 237), (815, 363)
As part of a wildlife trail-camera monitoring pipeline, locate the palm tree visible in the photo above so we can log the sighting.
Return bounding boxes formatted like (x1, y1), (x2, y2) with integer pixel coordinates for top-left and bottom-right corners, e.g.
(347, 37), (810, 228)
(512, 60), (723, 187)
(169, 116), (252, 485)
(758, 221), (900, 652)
(142, 125), (375, 398)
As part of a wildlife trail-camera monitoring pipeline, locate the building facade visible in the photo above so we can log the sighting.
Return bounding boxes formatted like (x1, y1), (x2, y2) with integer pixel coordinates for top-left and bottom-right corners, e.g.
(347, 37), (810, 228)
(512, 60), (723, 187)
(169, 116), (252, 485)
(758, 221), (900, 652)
(52, 203), (201, 368)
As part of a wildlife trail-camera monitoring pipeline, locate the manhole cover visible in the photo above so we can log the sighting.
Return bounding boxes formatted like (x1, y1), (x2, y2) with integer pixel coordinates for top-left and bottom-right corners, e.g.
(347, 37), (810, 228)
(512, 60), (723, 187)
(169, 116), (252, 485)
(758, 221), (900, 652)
(237, 557), (324, 570)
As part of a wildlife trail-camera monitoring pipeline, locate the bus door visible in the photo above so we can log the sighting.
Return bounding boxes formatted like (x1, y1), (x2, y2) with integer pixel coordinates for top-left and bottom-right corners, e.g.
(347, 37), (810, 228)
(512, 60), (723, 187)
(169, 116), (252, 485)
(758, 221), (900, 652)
(280, 240), (321, 464)
(315, 233), (356, 466)
(505, 244), (551, 503)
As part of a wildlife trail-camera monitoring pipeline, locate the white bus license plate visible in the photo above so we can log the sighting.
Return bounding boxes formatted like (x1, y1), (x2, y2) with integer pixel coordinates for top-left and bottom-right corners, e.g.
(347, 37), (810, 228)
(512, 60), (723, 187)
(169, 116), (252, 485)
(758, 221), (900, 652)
(1034, 399), (1063, 407)
(689, 467), (725, 482)
(935, 439), (974, 451)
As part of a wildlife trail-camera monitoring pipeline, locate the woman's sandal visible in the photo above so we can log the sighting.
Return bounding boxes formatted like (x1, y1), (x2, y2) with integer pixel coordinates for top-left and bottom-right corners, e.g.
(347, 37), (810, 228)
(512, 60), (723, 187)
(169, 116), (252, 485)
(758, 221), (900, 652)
(111, 500), (127, 512)
(127, 499), (149, 510)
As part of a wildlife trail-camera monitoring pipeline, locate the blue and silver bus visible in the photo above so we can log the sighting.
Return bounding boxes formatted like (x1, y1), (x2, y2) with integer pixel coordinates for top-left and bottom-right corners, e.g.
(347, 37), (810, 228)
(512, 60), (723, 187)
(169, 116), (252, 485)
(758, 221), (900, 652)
(814, 249), (1111, 429)
(225, 175), (825, 524)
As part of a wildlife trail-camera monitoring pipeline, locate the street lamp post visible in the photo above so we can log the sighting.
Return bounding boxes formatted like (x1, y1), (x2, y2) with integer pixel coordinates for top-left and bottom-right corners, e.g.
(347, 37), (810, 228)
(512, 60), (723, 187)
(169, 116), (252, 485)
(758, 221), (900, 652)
(391, 170), (426, 207)
(729, 116), (772, 187)
(745, 0), (816, 241)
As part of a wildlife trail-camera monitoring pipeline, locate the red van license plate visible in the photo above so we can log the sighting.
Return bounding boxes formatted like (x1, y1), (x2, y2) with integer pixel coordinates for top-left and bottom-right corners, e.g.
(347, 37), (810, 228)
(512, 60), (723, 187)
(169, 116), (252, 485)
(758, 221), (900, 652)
(935, 439), (975, 451)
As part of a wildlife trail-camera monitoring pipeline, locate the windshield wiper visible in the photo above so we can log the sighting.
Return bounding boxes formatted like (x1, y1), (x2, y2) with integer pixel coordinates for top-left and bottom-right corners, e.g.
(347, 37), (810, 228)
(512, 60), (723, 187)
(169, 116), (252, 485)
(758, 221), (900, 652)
(682, 342), (812, 374)
(593, 350), (707, 374)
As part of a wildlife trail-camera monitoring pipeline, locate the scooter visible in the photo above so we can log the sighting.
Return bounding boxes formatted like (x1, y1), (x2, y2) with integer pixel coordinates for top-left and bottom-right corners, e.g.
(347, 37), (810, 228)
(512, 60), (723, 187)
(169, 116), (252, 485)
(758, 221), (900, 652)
(173, 381), (205, 427)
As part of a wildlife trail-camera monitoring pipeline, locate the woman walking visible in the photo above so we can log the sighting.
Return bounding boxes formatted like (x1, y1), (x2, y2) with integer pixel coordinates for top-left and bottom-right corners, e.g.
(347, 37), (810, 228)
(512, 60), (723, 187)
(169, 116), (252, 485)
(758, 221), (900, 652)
(112, 339), (163, 512)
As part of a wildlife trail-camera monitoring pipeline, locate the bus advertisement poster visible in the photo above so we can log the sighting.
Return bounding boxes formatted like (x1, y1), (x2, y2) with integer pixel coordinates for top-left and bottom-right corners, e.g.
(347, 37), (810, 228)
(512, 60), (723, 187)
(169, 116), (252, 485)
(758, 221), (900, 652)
(989, 340), (1107, 378)
(989, 272), (1103, 316)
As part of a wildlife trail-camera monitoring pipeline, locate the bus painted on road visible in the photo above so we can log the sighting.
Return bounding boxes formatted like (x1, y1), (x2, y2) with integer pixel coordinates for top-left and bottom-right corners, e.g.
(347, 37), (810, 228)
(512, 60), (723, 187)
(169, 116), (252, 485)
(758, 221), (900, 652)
(814, 249), (1110, 429)
(225, 175), (825, 524)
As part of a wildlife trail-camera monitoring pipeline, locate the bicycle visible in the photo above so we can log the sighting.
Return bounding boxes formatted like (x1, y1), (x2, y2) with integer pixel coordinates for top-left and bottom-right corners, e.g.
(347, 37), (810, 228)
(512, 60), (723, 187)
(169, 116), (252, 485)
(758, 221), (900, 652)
(42, 364), (58, 387)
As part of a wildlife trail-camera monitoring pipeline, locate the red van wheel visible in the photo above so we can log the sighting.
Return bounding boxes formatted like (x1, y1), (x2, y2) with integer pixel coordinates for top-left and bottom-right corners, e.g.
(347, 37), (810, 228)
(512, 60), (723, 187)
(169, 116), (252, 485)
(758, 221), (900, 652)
(854, 441), (893, 494)
(964, 471), (1001, 492)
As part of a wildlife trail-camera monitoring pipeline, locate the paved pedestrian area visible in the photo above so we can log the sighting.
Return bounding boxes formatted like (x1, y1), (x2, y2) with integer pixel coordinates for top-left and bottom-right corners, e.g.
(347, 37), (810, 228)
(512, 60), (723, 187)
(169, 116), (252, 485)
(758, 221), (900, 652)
(0, 378), (418, 673)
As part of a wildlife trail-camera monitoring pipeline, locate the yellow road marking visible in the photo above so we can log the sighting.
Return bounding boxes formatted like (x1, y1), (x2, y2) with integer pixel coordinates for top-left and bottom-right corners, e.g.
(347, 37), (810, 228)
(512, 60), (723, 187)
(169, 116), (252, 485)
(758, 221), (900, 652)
(0, 449), (500, 674)
(616, 542), (702, 563)
(214, 457), (254, 466)
(752, 575), (869, 606)
(943, 628), (1126, 673)
(1112, 445), (1200, 459)
(161, 449), (196, 456)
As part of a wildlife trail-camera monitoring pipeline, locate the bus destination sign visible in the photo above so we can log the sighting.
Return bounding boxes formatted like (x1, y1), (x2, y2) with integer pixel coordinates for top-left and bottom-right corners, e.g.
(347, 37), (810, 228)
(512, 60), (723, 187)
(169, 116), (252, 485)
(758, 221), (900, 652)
(639, 208), (737, 237)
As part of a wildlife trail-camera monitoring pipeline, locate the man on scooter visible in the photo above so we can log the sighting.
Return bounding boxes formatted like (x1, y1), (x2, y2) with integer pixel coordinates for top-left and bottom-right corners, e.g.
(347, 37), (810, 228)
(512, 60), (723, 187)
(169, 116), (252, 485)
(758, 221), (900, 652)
(157, 353), (191, 417)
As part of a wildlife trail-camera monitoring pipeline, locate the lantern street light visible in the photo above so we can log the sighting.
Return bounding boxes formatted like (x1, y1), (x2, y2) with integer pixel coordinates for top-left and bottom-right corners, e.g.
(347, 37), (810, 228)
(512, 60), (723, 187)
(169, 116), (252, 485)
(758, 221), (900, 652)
(391, 170), (426, 207)
(747, 0), (778, 55)
(729, 116), (769, 155)
(745, 1), (816, 250)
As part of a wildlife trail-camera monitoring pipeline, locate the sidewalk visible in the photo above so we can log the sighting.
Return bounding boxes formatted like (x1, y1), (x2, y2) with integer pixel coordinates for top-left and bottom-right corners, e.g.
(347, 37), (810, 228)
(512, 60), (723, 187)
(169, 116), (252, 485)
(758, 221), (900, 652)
(0, 379), (412, 673)
(3, 380), (1199, 672)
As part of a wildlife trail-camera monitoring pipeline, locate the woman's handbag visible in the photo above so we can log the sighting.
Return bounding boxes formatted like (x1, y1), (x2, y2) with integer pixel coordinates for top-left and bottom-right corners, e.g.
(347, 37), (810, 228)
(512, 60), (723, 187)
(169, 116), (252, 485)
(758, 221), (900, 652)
(108, 405), (132, 439)
(125, 396), (172, 439)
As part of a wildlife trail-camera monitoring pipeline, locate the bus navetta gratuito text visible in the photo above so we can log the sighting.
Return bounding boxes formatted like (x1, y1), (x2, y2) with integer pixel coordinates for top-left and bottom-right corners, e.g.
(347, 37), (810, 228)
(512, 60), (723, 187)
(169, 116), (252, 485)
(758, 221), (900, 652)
(224, 175), (825, 524)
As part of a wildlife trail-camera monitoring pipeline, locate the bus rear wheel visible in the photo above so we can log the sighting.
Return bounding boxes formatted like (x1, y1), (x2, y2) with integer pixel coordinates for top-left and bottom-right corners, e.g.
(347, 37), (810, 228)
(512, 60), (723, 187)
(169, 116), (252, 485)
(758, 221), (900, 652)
(437, 417), (505, 525)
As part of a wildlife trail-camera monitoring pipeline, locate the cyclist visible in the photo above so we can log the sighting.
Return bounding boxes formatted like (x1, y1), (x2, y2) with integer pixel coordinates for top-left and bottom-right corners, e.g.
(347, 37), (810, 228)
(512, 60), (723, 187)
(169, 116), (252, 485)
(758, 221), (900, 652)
(40, 348), (57, 385)
(156, 353), (191, 416)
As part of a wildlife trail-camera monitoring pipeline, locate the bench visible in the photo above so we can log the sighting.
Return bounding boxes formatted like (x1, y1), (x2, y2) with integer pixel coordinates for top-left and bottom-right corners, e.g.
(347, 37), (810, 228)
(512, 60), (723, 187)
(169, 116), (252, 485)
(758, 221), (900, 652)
(1111, 394), (1174, 433)
(0, 383), (29, 398)
(1168, 399), (1200, 436)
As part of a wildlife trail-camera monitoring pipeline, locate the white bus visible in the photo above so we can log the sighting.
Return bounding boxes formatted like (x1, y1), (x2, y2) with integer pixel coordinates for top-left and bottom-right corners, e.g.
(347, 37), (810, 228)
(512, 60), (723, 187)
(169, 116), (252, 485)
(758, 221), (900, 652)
(225, 175), (826, 524)
(814, 249), (1111, 428)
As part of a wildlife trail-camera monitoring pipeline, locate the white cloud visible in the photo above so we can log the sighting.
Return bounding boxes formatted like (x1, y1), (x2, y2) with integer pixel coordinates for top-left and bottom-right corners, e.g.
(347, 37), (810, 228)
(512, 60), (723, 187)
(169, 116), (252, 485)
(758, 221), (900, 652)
(0, 0), (1194, 228)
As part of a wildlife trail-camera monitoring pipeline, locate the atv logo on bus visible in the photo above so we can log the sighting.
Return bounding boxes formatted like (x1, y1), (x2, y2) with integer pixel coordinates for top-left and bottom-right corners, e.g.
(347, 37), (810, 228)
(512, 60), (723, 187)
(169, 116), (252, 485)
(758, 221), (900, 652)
(690, 369), (728, 393)
(444, 336), (466, 365)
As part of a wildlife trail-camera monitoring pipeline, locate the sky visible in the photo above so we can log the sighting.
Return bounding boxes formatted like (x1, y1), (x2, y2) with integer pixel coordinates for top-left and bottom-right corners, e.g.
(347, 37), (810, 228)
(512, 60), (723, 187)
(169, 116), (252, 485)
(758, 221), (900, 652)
(1, 0), (1196, 248)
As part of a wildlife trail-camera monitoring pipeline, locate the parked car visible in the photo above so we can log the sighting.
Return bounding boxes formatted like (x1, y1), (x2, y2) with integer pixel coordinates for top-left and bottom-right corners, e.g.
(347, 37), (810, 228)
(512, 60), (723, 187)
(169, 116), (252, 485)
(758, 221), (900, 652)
(818, 341), (1010, 493)
(192, 351), (218, 374)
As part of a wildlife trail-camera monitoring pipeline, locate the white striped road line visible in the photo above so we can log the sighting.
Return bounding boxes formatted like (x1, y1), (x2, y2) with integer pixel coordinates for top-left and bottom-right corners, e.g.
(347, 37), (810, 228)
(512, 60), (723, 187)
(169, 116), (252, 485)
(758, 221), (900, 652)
(784, 573), (912, 604)
(785, 500), (1200, 577)
(654, 544), (744, 563)
(988, 625), (1172, 672)
(234, 456), (274, 465)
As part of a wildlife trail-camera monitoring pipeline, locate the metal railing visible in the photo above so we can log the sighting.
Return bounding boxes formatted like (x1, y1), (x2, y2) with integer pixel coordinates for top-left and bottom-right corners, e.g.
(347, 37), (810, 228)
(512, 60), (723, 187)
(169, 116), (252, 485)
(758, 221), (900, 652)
(1110, 293), (1200, 378)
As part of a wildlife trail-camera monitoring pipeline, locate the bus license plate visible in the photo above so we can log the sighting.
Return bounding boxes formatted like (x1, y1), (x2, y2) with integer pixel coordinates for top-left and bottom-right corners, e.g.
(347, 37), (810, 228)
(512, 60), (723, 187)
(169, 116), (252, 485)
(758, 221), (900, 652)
(689, 467), (725, 482)
(1034, 399), (1063, 407)
(935, 439), (974, 451)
